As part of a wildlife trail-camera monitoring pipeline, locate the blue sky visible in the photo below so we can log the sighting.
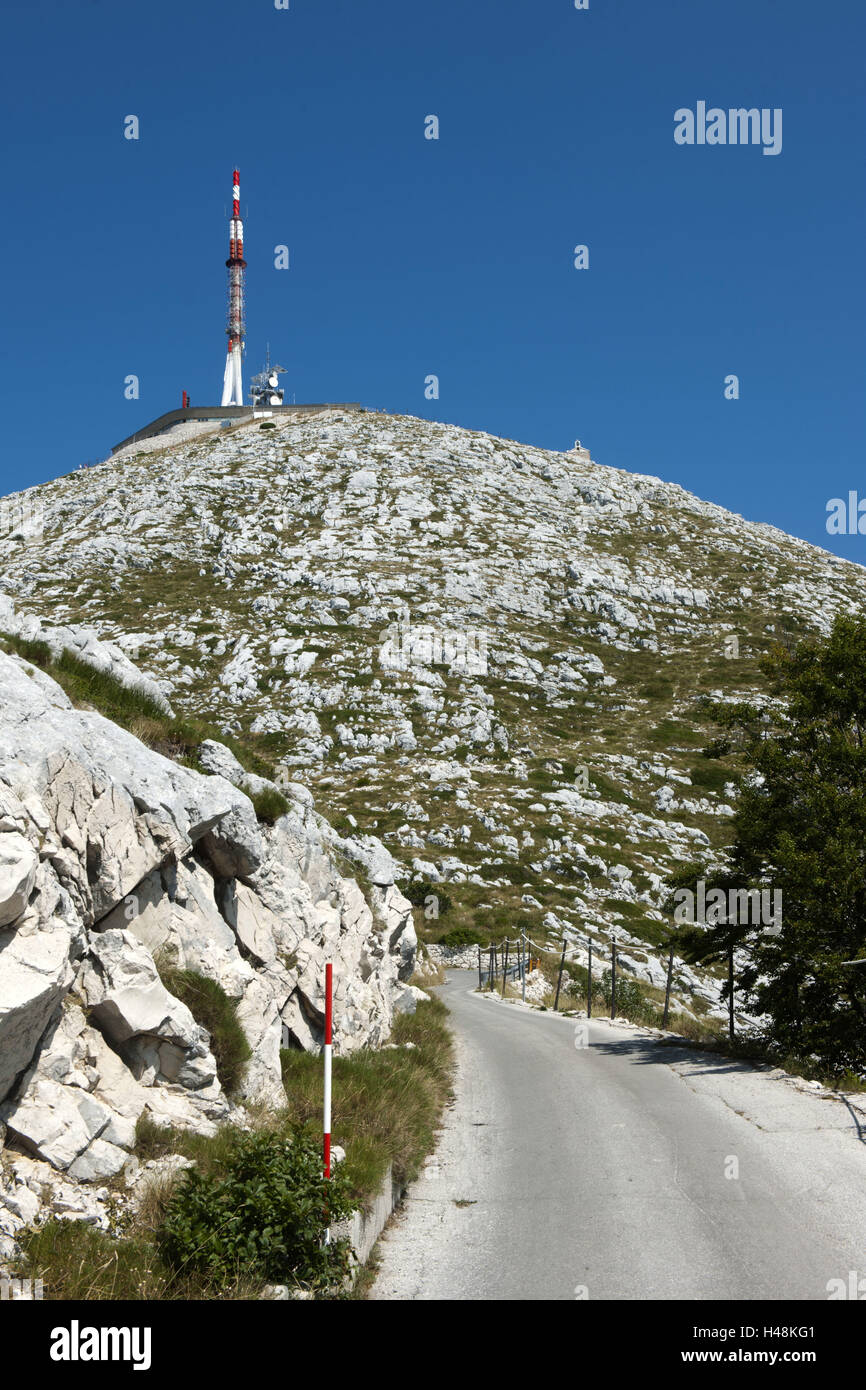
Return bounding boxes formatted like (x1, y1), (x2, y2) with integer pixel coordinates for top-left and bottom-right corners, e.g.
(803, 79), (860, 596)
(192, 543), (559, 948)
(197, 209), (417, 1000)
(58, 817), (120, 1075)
(2, 0), (864, 557)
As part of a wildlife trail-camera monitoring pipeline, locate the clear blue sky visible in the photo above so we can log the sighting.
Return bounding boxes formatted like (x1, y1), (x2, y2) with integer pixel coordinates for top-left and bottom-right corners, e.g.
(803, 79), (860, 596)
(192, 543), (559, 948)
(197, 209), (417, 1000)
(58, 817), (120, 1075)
(2, 0), (864, 557)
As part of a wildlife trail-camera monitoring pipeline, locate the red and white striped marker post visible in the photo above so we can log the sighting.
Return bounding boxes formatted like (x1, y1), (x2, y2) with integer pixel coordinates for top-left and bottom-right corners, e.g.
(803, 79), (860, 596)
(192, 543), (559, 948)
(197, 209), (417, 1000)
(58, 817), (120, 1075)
(323, 961), (333, 1245)
(323, 961), (333, 1178)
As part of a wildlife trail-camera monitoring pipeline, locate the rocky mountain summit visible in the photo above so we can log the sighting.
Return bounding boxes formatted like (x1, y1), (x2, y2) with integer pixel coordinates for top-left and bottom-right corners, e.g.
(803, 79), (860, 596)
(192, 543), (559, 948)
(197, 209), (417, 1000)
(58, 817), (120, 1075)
(2, 406), (866, 1206)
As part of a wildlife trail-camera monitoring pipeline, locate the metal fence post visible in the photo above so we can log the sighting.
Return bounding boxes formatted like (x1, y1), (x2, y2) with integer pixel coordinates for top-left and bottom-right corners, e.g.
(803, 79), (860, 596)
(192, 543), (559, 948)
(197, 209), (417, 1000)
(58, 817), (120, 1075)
(587, 937), (592, 1018)
(663, 940), (674, 1028)
(553, 939), (567, 1012)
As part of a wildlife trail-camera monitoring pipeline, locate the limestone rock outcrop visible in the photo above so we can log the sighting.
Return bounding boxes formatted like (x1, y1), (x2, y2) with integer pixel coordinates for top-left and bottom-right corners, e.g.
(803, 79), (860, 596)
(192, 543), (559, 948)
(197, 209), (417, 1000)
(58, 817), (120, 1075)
(0, 642), (415, 1230)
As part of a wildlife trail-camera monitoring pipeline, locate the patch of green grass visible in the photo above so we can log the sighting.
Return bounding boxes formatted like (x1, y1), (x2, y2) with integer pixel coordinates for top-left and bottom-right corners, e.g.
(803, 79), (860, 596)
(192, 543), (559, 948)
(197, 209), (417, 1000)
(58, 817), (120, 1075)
(621, 917), (671, 949)
(157, 968), (251, 1098)
(590, 771), (631, 804)
(527, 767), (557, 792)
(279, 995), (453, 1203)
(648, 718), (703, 749)
(17, 1221), (177, 1301)
(0, 634), (53, 667)
(489, 861), (536, 886)
(606, 897), (647, 920)
(688, 761), (733, 794)
(638, 678), (674, 700)
(1, 633), (167, 723)
(437, 925), (482, 949)
(250, 786), (291, 824)
(134, 1113), (248, 1177)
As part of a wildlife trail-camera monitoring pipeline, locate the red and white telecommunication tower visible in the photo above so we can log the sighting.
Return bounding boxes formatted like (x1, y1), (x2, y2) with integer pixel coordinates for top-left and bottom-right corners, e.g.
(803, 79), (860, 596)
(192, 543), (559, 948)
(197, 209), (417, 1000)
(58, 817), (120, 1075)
(220, 168), (246, 407)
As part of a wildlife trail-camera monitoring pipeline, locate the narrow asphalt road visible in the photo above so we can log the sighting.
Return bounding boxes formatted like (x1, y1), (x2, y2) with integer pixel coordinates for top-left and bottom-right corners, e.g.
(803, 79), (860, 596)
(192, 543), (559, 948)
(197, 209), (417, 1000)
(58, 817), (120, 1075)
(370, 972), (866, 1301)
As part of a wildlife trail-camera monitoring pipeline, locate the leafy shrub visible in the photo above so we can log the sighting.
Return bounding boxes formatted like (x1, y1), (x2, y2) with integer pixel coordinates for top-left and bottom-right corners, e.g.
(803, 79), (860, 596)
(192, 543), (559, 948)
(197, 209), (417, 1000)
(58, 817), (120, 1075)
(594, 969), (658, 1024)
(159, 968), (251, 1097)
(595, 969), (643, 1012)
(158, 1129), (354, 1292)
(404, 881), (452, 915)
(251, 786), (290, 824)
(564, 961), (590, 996)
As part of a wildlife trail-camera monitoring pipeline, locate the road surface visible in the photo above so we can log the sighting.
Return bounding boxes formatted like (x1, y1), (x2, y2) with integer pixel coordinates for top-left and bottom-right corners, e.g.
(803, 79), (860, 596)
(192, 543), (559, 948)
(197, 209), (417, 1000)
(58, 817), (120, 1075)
(369, 972), (866, 1300)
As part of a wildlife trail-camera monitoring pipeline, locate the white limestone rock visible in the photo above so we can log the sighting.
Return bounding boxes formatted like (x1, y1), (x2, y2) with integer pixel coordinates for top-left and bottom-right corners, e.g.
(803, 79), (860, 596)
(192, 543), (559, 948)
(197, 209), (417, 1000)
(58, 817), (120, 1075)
(216, 880), (281, 965)
(0, 907), (82, 1104)
(369, 883), (417, 981)
(335, 833), (399, 887)
(3, 1077), (118, 1173)
(199, 800), (264, 880)
(0, 832), (38, 928)
(0, 652), (251, 926)
(77, 929), (220, 1094)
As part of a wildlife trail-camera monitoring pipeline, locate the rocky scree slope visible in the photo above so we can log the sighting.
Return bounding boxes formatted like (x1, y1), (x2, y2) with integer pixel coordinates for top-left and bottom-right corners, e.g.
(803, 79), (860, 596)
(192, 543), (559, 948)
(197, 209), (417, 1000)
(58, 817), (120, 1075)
(3, 408), (866, 1030)
(0, 617), (416, 1261)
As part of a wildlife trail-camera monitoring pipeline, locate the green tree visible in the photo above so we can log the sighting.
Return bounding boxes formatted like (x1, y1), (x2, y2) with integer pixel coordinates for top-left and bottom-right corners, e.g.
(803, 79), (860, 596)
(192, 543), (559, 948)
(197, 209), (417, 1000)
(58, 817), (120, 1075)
(662, 859), (751, 1040)
(689, 616), (866, 1072)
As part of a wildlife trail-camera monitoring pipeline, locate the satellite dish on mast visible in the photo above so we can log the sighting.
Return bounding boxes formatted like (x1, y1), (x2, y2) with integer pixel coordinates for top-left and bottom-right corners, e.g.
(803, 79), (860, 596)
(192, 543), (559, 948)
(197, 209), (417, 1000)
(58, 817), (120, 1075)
(250, 348), (287, 409)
